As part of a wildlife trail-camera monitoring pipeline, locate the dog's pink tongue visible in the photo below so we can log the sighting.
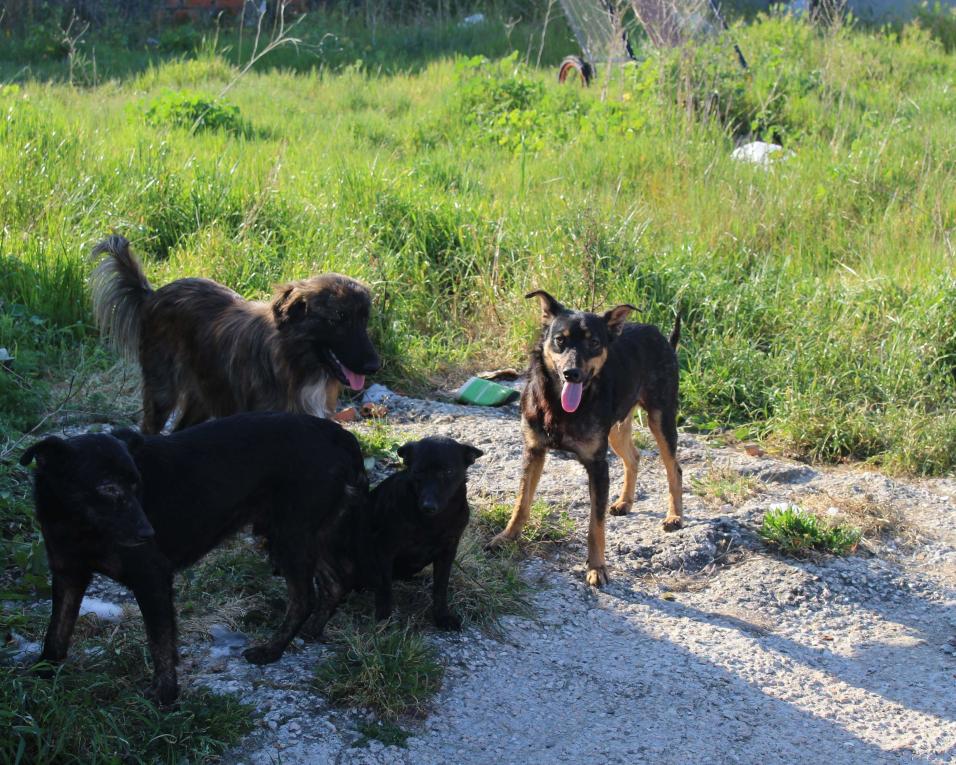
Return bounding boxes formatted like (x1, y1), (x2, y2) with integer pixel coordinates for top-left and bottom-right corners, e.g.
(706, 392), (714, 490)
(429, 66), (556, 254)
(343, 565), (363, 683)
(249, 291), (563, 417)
(561, 381), (583, 413)
(343, 367), (366, 390)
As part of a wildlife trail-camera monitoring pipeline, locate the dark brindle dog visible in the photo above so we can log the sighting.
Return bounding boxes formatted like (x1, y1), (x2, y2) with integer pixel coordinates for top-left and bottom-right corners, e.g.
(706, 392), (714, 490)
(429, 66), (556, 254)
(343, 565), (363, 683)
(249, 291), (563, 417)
(488, 291), (682, 587)
(307, 437), (483, 637)
(91, 236), (380, 433)
(19, 412), (366, 704)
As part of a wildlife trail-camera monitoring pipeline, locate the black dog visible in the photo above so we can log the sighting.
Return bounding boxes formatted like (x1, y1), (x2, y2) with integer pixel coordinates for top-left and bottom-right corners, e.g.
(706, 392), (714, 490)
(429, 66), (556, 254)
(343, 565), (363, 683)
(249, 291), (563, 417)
(19, 412), (366, 704)
(309, 436), (483, 635)
(488, 291), (682, 587)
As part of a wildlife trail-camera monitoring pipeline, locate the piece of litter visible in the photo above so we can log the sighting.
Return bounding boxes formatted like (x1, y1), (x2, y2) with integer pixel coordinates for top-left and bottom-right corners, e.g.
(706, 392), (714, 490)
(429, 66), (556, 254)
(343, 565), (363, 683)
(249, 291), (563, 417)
(207, 624), (248, 659)
(360, 402), (388, 419)
(461, 13), (486, 26)
(363, 457), (376, 471)
(731, 141), (793, 167)
(0, 348), (12, 362)
(333, 407), (358, 423)
(743, 443), (765, 457)
(456, 377), (520, 407)
(79, 596), (124, 622)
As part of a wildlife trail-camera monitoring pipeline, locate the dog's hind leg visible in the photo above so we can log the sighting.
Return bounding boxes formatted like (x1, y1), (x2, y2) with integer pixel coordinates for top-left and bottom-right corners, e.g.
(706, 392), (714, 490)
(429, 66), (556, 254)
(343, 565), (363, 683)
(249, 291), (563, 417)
(39, 570), (92, 664)
(141, 356), (177, 435)
(244, 538), (317, 665)
(173, 398), (210, 431)
(132, 573), (179, 705)
(486, 445), (546, 549)
(608, 409), (641, 516)
(647, 407), (683, 531)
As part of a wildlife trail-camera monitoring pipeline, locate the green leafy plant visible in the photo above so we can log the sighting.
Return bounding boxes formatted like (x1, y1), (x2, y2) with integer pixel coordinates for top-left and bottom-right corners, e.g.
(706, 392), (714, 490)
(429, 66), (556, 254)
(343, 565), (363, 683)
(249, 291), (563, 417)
(759, 504), (861, 555)
(142, 89), (245, 134)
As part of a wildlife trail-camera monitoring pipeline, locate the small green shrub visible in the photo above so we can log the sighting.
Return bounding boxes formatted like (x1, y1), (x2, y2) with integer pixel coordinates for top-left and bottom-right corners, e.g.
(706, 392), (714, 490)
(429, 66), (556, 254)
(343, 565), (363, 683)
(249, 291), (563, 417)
(759, 504), (861, 555)
(142, 90), (244, 134)
(315, 621), (443, 719)
(353, 419), (403, 462)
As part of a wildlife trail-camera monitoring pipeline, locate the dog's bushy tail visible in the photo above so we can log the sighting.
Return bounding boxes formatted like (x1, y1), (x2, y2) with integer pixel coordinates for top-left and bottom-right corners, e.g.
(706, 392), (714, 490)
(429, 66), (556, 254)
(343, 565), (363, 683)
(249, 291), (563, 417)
(91, 235), (153, 361)
(669, 313), (681, 350)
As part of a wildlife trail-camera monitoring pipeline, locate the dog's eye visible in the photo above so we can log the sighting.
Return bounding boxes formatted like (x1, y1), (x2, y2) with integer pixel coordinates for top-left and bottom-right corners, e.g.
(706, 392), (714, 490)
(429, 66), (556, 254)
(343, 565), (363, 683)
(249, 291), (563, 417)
(588, 337), (600, 351)
(553, 335), (565, 350)
(97, 483), (122, 498)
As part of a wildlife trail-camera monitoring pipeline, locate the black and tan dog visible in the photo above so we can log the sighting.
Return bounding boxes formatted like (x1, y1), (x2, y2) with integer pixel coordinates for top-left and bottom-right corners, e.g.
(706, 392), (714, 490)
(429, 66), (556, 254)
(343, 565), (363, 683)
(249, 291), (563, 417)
(20, 412), (366, 704)
(308, 436), (483, 637)
(488, 291), (682, 587)
(91, 236), (380, 433)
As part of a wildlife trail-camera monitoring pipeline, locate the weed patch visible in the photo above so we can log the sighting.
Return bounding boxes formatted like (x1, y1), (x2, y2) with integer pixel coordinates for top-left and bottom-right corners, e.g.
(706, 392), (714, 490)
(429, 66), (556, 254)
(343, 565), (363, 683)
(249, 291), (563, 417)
(477, 500), (575, 547)
(0, 612), (251, 764)
(759, 504), (861, 556)
(315, 620), (443, 720)
(690, 466), (760, 508)
(142, 89), (246, 134)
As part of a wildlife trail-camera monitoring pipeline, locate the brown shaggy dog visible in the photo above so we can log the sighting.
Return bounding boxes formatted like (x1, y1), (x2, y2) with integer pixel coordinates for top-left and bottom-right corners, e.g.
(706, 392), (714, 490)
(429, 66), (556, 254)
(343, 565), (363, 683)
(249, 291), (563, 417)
(91, 236), (380, 433)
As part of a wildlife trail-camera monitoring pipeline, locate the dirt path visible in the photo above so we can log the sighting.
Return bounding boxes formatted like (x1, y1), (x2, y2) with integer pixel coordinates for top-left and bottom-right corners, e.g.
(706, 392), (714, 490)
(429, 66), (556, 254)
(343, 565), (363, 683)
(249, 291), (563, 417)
(194, 390), (955, 764)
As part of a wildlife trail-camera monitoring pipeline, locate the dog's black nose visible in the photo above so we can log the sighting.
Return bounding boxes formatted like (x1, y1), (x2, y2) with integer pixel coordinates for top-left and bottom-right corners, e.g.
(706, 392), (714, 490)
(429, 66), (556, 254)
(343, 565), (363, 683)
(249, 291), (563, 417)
(360, 358), (381, 375)
(420, 499), (439, 514)
(563, 368), (583, 383)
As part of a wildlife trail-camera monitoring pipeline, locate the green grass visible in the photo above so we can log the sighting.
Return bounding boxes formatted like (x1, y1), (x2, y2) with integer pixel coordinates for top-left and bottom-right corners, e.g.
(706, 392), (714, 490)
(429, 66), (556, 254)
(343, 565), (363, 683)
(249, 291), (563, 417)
(478, 500), (575, 547)
(0, 609), (253, 764)
(690, 466), (760, 508)
(353, 419), (404, 463)
(2, 10), (954, 475)
(354, 718), (412, 749)
(315, 619), (444, 720)
(759, 504), (862, 555)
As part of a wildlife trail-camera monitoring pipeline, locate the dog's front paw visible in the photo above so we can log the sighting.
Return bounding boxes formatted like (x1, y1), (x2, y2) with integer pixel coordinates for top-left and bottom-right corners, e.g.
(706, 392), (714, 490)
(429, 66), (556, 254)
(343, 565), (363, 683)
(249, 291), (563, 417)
(662, 515), (683, 532)
(434, 611), (463, 631)
(485, 531), (517, 552)
(586, 565), (609, 587)
(609, 500), (631, 516)
(145, 676), (179, 707)
(243, 644), (282, 665)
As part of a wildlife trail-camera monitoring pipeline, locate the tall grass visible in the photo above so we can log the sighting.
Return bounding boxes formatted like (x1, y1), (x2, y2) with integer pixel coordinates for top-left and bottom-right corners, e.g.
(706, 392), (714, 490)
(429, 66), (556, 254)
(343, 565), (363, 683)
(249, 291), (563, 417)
(1, 10), (954, 474)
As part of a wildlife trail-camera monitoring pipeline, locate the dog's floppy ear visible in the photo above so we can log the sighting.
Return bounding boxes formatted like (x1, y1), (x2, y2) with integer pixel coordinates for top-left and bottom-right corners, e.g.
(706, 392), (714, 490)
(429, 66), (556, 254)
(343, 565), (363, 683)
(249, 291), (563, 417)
(110, 428), (144, 453)
(460, 443), (484, 467)
(272, 283), (308, 323)
(525, 290), (565, 324)
(19, 436), (71, 468)
(603, 304), (637, 338)
(396, 440), (418, 466)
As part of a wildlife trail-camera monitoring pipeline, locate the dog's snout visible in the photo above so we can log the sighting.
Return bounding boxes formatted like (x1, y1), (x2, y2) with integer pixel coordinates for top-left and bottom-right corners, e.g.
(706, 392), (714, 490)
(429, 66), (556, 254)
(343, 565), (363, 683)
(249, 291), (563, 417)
(563, 368), (583, 383)
(360, 357), (381, 375)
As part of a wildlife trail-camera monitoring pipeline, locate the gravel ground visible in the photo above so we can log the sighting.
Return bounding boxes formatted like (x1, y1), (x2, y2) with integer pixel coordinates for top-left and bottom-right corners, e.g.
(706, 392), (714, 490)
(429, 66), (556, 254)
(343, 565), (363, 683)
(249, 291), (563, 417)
(78, 387), (956, 763)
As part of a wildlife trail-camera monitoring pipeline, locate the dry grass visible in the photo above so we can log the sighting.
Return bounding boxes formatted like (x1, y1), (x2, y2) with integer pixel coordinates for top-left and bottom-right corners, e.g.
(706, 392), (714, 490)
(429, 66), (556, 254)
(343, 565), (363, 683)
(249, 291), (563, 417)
(690, 465), (761, 509)
(800, 492), (912, 548)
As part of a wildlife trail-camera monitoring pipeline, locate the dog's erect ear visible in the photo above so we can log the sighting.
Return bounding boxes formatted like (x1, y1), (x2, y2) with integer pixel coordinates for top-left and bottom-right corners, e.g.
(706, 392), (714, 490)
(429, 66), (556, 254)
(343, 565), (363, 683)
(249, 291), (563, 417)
(603, 304), (637, 337)
(396, 441), (418, 466)
(525, 291), (566, 324)
(19, 436), (71, 468)
(272, 284), (308, 323)
(111, 428), (144, 453)
(460, 443), (484, 467)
